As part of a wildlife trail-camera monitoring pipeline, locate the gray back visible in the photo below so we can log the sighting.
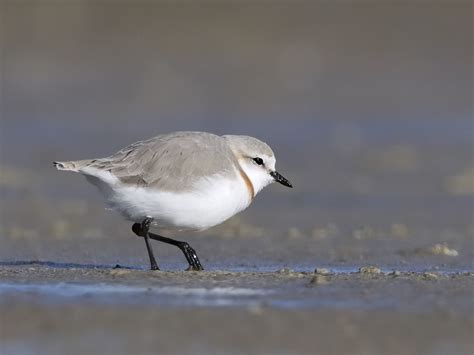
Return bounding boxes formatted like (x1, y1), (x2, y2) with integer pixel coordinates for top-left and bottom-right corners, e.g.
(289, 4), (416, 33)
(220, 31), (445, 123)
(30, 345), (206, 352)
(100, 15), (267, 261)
(88, 132), (238, 191)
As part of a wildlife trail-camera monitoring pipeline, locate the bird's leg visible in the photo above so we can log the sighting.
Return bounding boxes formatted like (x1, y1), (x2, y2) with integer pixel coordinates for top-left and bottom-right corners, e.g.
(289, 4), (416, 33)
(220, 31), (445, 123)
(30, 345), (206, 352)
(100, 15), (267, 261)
(132, 217), (159, 271)
(136, 231), (204, 271)
(150, 233), (204, 271)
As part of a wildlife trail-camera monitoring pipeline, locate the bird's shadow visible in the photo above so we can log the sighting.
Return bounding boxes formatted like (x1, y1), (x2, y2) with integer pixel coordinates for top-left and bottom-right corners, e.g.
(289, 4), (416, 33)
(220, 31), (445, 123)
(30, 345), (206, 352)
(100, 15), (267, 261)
(0, 260), (140, 270)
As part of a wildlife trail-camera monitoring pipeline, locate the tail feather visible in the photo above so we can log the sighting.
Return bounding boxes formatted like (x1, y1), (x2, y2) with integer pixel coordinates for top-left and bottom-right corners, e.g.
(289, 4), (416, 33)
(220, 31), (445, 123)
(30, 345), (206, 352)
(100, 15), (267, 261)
(53, 160), (91, 172)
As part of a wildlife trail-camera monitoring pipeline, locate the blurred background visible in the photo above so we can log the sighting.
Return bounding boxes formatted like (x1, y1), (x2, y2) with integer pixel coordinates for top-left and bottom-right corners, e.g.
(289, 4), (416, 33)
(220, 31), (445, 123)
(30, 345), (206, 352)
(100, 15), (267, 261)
(0, 1), (472, 270)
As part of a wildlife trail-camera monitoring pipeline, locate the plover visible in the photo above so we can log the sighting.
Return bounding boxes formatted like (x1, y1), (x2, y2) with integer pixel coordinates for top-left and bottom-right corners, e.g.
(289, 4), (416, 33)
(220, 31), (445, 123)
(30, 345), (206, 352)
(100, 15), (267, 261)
(54, 131), (292, 270)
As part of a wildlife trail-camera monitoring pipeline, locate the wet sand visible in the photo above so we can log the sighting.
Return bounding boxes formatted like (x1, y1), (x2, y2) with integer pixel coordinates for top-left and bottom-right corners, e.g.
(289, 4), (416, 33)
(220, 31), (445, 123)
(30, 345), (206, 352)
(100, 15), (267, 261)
(1, 263), (473, 355)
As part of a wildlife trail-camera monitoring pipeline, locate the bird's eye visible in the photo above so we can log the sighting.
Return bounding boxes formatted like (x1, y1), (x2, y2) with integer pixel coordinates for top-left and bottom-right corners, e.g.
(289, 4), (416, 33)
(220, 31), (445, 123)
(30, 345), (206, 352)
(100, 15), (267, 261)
(252, 157), (264, 166)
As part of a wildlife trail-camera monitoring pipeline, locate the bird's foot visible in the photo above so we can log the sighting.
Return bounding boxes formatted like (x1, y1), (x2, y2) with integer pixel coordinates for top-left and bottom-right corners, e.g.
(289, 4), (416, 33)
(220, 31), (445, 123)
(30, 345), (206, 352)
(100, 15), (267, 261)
(180, 242), (204, 271)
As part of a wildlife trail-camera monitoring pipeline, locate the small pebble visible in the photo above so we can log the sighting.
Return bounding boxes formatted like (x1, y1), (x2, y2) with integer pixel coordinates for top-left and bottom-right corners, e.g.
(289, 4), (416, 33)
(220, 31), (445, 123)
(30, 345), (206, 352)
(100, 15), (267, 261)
(429, 244), (458, 257)
(110, 269), (131, 276)
(314, 267), (330, 275)
(277, 267), (293, 274)
(359, 266), (382, 274)
(309, 275), (328, 285)
(423, 272), (439, 280)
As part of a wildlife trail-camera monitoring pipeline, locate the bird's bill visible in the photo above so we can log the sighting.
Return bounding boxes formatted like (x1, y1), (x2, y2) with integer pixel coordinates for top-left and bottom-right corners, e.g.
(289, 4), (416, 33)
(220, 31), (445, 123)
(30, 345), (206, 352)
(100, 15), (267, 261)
(270, 171), (293, 188)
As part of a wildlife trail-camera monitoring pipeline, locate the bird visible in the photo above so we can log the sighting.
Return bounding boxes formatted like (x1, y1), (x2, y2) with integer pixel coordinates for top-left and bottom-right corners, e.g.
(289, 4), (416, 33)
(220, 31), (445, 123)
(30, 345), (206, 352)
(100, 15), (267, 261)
(54, 131), (292, 271)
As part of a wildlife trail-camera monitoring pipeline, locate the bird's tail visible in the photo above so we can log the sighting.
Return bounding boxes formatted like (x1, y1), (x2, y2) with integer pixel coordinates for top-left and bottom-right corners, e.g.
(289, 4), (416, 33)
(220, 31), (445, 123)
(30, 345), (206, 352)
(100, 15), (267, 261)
(53, 159), (92, 172)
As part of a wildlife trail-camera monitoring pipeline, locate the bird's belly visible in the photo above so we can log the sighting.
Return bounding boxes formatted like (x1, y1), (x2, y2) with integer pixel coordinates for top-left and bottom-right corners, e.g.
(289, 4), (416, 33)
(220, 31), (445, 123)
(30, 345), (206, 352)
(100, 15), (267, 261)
(107, 175), (252, 231)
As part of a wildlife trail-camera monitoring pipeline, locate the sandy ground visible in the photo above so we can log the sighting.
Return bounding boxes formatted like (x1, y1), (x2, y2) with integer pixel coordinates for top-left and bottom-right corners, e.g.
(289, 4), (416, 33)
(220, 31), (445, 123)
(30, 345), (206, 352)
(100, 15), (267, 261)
(0, 263), (473, 355)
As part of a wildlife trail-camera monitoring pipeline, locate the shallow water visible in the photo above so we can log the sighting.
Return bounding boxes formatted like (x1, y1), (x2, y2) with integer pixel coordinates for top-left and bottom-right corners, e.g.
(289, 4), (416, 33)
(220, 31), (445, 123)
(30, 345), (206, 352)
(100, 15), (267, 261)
(0, 283), (273, 308)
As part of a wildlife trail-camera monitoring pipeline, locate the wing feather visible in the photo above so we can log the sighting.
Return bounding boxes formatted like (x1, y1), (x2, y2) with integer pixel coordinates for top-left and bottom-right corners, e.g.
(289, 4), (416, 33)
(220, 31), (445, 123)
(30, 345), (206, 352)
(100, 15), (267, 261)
(87, 132), (237, 191)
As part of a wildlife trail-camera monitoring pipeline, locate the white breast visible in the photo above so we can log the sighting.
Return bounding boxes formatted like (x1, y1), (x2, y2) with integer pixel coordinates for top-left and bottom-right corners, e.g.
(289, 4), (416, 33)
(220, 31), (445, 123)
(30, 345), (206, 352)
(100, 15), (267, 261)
(103, 170), (252, 231)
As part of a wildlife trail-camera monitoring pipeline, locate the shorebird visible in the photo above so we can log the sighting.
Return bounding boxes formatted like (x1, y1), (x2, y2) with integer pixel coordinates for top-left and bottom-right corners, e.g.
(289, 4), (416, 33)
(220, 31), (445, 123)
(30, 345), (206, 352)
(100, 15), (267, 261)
(54, 131), (292, 270)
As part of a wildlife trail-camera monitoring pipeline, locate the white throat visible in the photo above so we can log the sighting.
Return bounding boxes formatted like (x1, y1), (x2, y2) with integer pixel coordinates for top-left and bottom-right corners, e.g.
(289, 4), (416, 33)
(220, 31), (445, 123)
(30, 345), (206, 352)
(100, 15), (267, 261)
(237, 158), (275, 196)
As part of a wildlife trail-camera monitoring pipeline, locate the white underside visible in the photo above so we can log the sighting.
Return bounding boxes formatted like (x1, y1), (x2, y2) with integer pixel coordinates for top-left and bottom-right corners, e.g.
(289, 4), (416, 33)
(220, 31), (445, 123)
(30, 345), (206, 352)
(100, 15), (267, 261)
(80, 167), (252, 231)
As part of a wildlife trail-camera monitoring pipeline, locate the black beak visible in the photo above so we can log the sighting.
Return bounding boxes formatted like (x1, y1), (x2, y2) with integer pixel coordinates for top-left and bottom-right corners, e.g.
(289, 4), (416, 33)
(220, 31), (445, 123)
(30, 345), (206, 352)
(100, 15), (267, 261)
(270, 171), (293, 188)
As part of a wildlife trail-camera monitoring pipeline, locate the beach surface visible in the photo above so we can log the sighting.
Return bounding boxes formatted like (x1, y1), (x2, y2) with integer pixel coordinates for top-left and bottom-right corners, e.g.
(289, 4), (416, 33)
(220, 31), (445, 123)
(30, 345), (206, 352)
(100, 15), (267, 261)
(1, 263), (473, 355)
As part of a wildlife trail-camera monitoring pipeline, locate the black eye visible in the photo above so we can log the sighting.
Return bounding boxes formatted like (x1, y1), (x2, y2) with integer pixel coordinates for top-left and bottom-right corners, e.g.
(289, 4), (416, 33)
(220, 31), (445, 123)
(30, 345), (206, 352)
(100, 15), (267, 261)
(253, 157), (264, 166)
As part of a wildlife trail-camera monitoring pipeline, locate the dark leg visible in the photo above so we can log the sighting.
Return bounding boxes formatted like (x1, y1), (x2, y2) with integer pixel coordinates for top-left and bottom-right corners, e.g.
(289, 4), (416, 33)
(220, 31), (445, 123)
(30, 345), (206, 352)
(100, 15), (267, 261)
(134, 228), (203, 271)
(147, 232), (204, 271)
(132, 218), (159, 270)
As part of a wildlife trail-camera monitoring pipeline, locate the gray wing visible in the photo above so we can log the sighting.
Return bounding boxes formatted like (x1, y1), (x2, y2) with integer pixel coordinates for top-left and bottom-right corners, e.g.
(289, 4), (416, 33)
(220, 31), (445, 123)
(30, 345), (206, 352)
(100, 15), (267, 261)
(88, 132), (238, 191)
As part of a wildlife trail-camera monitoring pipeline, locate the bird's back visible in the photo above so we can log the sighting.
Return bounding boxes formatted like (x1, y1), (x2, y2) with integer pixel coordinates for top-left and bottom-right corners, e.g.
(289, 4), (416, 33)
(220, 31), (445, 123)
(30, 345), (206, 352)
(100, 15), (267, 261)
(56, 131), (239, 192)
